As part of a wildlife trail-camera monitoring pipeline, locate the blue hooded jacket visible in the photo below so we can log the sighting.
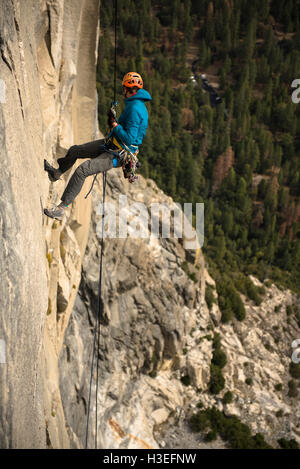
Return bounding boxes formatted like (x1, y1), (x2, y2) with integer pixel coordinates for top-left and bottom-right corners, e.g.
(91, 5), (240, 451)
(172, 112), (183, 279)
(111, 89), (152, 153)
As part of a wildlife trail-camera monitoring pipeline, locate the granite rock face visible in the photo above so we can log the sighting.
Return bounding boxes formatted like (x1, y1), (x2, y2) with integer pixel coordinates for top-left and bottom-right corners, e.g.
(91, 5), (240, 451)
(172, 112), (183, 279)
(0, 0), (100, 448)
(59, 170), (208, 449)
(60, 170), (300, 449)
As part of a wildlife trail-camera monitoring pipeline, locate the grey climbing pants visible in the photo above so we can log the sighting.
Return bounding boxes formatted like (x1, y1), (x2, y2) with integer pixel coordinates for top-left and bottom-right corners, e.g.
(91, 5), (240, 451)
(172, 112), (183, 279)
(58, 138), (121, 206)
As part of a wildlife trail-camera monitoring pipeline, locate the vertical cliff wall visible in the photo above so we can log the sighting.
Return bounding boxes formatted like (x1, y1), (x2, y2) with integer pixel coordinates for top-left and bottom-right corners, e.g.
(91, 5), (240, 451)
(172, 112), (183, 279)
(0, 0), (100, 448)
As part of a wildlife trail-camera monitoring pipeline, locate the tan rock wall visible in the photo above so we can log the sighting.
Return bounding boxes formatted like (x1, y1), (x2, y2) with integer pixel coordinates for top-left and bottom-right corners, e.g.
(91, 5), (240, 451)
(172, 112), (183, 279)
(0, 0), (100, 448)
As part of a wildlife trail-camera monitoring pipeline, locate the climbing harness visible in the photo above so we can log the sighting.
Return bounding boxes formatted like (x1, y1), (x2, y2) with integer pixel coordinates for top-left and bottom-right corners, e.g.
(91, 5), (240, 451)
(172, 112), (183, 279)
(84, 138), (140, 199)
(106, 135), (141, 183)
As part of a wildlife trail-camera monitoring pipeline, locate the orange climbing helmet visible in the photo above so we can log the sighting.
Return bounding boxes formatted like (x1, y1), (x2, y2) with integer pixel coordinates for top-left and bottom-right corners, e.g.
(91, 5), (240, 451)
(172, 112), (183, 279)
(122, 72), (143, 89)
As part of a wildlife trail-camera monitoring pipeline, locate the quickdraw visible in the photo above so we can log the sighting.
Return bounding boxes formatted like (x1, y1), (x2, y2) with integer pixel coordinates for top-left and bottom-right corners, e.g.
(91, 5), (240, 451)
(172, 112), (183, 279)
(119, 148), (141, 183)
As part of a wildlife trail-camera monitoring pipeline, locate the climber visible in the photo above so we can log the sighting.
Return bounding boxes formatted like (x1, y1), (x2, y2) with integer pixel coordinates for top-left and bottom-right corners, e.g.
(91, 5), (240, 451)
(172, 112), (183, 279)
(43, 72), (152, 220)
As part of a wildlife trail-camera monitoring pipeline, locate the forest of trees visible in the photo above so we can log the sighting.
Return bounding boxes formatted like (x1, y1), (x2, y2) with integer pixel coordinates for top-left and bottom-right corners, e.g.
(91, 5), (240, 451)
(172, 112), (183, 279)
(96, 0), (300, 307)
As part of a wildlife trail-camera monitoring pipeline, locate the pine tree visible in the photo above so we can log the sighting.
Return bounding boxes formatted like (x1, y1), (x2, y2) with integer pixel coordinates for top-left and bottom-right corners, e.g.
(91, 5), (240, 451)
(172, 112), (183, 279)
(243, 18), (257, 61)
(222, 210), (234, 235)
(224, 23), (232, 52)
(215, 231), (226, 260)
(264, 184), (277, 213)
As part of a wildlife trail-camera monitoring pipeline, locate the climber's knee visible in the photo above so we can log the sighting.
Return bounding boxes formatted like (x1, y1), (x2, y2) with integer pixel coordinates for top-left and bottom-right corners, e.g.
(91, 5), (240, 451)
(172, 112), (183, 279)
(76, 160), (91, 178)
(68, 145), (79, 158)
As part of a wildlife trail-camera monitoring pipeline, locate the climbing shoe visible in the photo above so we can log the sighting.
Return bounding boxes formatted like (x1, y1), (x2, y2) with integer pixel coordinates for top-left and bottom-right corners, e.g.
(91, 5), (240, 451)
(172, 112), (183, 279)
(44, 159), (62, 182)
(44, 205), (64, 221)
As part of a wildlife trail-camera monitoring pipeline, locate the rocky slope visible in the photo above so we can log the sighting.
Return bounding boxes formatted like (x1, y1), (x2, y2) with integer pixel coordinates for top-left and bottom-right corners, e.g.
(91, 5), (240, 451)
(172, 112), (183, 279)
(59, 169), (300, 449)
(0, 0), (100, 448)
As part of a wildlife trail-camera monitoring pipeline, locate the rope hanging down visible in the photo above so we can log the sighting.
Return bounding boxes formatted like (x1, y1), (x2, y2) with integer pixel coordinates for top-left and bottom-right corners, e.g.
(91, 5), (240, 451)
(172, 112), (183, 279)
(85, 171), (107, 449)
(84, 0), (118, 201)
(113, 0), (118, 105)
(85, 0), (118, 450)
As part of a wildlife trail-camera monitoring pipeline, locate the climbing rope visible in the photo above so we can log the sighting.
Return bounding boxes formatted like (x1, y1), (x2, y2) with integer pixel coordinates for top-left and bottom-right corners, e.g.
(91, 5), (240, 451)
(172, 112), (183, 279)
(84, 173), (98, 199)
(85, 0), (118, 450)
(113, 0), (118, 105)
(84, 0), (118, 202)
(85, 171), (107, 449)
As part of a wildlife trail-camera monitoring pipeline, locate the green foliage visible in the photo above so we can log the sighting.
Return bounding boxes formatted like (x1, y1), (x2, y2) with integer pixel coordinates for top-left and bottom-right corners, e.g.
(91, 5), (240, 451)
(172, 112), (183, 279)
(205, 430), (217, 442)
(289, 362), (300, 380)
(189, 408), (210, 432)
(222, 391), (233, 405)
(216, 278), (246, 323)
(212, 348), (227, 369)
(189, 407), (272, 449)
(264, 343), (272, 352)
(234, 274), (263, 305)
(278, 438), (299, 450)
(205, 284), (215, 311)
(182, 261), (197, 283)
(181, 375), (191, 386)
(288, 380), (298, 398)
(285, 302), (300, 328)
(209, 365), (225, 394)
(99, 0), (300, 294)
(209, 333), (227, 394)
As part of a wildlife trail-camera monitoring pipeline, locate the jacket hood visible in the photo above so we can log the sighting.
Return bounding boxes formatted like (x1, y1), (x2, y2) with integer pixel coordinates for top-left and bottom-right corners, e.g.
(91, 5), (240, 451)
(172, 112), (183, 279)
(126, 89), (152, 102)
